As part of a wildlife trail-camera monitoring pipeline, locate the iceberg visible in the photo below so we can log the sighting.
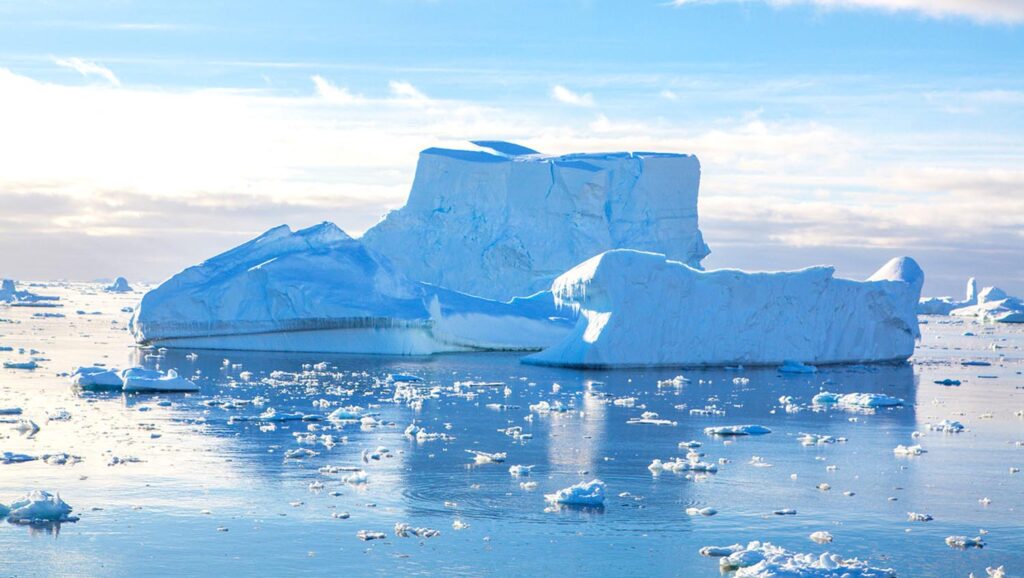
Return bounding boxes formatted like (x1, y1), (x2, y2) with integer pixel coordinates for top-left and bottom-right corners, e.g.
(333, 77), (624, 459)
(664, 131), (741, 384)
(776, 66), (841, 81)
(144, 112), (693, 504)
(5, 490), (78, 524)
(919, 278), (1023, 323)
(104, 276), (134, 293)
(361, 141), (709, 300)
(544, 479), (606, 507)
(703, 541), (896, 577)
(71, 366), (123, 390)
(121, 367), (199, 393)
(0, 279), (59, 304)
(523, 251), (924, 368)
(131, 222), (573, 354)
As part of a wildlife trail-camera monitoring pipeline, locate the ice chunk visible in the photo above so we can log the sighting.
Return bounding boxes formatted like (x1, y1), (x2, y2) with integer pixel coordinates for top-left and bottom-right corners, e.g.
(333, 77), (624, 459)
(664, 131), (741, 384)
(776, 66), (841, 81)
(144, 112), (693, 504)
(104, 277), (133, 293)
(6, 490), (78, 524)
(362, 143), (709, 301)
(812, 392), (904, 409)
(705, 425), (771, 436)
(545, 479), (606, 507)
(524, 253), (923, 368)
(71, 366), (123, 390)
(710, 541), (895, 577)
(121, 368), (199, 393)
(0, 279), (60, 304)
(131, 222), (572, 354)
(778, 360), (818, 374)
(945, 535), (985, 549)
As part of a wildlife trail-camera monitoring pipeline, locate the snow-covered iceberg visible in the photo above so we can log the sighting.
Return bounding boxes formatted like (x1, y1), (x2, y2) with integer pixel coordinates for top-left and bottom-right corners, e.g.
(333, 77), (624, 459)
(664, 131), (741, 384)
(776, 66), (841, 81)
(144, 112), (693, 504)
(131, 222), (573, 354)
(362, 141), (709, 300)
(0, 279), (59, 304)
(918, 277), (976, 315)
(524, 251), (924, 368)
(104, 276), (133, 293)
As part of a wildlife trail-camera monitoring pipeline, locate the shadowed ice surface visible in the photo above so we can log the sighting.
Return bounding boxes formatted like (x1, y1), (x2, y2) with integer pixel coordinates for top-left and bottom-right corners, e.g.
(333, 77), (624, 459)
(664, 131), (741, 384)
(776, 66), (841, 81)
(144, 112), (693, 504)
(0, 285), (1021, 576)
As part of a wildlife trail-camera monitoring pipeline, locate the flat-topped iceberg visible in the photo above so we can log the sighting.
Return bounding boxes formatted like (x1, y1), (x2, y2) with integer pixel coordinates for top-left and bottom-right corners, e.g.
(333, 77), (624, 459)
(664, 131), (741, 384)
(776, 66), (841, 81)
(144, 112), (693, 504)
(131, 222), (573, 354)
(362, 141), (709, 300)
(523, 251), (923, 368)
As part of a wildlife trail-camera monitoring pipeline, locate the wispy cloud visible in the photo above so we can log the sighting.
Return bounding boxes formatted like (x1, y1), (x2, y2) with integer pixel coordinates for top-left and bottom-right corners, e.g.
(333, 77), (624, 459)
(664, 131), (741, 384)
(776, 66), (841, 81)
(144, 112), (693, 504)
(52, 56), (121, 86)
(670, 0), (1024, 24)
(551, 84), (595, 107)
(311, 75), (364, 104)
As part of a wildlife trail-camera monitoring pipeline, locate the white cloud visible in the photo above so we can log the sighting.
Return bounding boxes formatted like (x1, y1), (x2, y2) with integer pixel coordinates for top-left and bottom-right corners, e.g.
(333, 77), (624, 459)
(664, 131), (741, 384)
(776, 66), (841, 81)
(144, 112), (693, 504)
(660, 89), (679, 100)
(670, 0), (1024, 24)
(388, 80), (431, 104)
(551, 84), (595, 107)
(311, 75), (364, 104)
(53, 57), (121, 86)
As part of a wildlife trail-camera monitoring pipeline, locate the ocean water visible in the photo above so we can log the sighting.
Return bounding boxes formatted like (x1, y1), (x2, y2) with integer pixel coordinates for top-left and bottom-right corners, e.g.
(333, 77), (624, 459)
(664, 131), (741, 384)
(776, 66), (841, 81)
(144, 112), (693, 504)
(0, 284), (1021, 577)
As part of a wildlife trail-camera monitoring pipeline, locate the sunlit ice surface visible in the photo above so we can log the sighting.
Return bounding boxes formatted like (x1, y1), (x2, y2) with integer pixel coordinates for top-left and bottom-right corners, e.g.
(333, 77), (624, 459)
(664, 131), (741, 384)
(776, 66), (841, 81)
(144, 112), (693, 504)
(0, 284), (1021, 576)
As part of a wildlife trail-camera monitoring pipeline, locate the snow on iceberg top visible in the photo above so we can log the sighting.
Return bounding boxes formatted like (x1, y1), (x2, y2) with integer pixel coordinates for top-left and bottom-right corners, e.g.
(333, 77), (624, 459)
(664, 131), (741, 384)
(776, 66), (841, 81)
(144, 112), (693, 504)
(362, 141), (709, 300)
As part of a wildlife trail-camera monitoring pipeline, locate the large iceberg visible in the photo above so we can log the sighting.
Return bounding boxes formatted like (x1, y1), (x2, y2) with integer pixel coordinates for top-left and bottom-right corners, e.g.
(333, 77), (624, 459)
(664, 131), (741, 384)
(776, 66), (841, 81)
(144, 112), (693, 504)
(919, 277), (1023, 323)
(361, 141), (709, 300)
(918, 277), (977, 315)
(523, 251), (924, 368)
(130, 222), (573, 354)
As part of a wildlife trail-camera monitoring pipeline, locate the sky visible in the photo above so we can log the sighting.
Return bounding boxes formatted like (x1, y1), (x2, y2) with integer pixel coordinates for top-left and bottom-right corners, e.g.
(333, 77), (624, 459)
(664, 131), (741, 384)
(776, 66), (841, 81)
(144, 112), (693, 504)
(0, 0), (1021, 296)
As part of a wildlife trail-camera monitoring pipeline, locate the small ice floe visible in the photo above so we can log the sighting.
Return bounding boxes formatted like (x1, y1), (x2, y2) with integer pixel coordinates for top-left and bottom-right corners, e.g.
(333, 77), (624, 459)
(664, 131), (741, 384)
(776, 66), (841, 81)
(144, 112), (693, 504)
(813, 392), (904, 410)
(979, 497), (992, 506)
(0, 407), (22, 416)
(3, 490), (78, 524)
(509, 464), (534, 477)
(979, 566), (1006, 578)
(705, 425), (771, 436)
(47, 409), (72, 422)
(778, 360), (817, 374)
(452, 519), (470, 530)
(934, 379), (961, 386)
(945, 535), (985, 549)
(686, 507), (717, 516)
(961, 360), (991, 367)
(798, 433), (844, 446)
(283, 448), (319, 460)
(749, 456), (772, 468)
(121, 368), (199, 393)
(327, 406), (365, 422)
(772, 509), (797, 516)
(467, 450), (506, 465)
(388, 373), (423, 383)
(893, 444), (926, 456)
(928, 419), (965, 433)
(3, 360), (38, 370)
(627, 411), (677, 426)
(545, 479), (606, 507)
(701, 541), (895, 577)
(404, 423), (453, 442)
(362, 447), (391, 461)
(520, 481), (538, 491)
(907, 512), (933, 522)
(810, 531), (833, 544)
(71, 366), (123, 390)
(394, 522), (440, 538)
(108, 455), (143, 466)
(2, 451), (37, 464)
(356, 530), (386, 541)
(648, 457), (718, 474)
(657, 375), (690, 388)
(343, 470), (369, 485)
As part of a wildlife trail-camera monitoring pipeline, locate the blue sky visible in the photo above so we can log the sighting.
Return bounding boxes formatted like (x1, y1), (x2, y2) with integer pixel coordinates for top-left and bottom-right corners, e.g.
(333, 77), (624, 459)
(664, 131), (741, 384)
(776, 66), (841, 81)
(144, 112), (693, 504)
(0, 0), (1021, 295)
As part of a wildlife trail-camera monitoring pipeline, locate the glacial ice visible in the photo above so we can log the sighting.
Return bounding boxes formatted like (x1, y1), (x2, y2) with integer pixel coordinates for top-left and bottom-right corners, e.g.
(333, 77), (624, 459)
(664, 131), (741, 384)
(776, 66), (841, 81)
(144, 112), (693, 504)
(361, 141), (709, 300)
(523, 251), (923, 368)
(131, 222), (573, 354)
(0, 279), (59, 304)
(920, 278), (1023, 323)
(121, 368), (199, 393)
(71, 366), (123, 390)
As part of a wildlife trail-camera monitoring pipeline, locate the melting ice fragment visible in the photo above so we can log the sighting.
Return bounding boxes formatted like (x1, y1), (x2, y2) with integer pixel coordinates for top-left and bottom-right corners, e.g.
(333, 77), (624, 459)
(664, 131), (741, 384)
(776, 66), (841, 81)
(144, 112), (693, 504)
(545, 479), (606, 507)
(702, 540), (896, 577)
(5, 490), (78, 524)
(704, 425), (772, 436)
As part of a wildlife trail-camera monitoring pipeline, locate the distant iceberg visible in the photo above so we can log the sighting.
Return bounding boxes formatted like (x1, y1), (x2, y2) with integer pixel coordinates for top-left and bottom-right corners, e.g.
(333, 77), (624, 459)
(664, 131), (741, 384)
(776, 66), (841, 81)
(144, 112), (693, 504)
(0, 279), (59, 305)
(523, 251), (923, 368)
(919, 277), (1022, 323)
(130, 222), (573, 354)
(362, 141), (709, 301)
(104, 276), (134, 293)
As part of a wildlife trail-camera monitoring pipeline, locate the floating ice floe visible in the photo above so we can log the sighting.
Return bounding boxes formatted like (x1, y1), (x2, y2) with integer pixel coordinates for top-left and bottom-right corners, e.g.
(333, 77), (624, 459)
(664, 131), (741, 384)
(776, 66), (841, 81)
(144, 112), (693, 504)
(71, 366), (123, 390)
(394, 522), (440, 538)
(360, 142), (709, 301)
(810, 531), (834, 544)
(3, 360), (38, 370)
(545, 479), (606, 507)
(131, 222), (573, 354)
(701, 540), (896, 577)
(893, 444), (926, 456)
(778, 360), (818, 374)
(467, 450), (506, 464)
(356, 530), (386, 541)
(907, 512), (933, 522)
(509, 464), (534, 477)
(705, 425), (771, 436)
(627, 411), (677, 426)
(945, 535), (985, 549)
(523, 252), (923, 368)
(648, 458), (718, 474)
(686, 506), (717, 516)
(121, 368), (199, 393)
(928, 419), (966, 433)
(104, 277), (133, 293)
(812, 392), (904, 410)
(4, 490), (78, 524)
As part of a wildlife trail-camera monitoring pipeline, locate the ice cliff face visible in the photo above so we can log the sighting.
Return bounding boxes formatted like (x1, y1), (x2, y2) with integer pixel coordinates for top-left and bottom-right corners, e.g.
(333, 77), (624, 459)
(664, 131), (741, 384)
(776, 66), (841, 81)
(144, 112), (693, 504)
(523, 252), (924, 368)
(361, 141), (709, 301)
(130, 223), (573, 354)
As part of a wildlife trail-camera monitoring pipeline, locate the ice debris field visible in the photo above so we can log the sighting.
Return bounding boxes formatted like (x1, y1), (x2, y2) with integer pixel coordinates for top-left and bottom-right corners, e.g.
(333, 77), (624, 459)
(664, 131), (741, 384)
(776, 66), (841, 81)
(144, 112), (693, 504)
(0, 142), (1022, 576)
